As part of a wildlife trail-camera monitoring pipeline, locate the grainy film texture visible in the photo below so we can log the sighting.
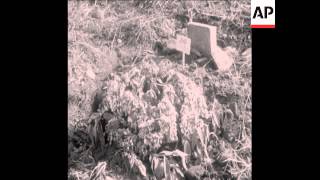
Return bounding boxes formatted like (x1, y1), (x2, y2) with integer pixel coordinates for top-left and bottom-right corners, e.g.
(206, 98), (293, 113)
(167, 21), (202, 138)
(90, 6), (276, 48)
(68, 0), (251, 179)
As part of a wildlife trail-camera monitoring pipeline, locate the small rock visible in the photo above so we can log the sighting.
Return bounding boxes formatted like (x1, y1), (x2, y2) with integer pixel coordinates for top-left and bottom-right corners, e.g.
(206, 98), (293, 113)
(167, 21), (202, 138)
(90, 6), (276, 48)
(185, 165), (206, 180)
(223, 46), (238, 57)
(241, 48), (251, 61)
(166, 38), (176, 49)
(212, 46), (234, 71)
(86, 67), (96, 80)
(106, 118), (120, 130)
(103, 111), (114, 121)
(105, 176), (115, 180)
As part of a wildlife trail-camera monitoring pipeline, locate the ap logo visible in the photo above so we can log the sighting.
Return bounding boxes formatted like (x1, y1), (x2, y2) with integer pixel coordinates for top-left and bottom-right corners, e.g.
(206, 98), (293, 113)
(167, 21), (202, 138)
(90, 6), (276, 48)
(251, 0), (275, 28)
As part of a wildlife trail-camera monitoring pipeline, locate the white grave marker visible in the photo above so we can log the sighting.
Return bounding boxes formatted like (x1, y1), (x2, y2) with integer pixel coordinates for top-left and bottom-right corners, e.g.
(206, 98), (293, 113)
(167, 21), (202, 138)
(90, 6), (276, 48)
(175, 34), (191, 66)
(176, 35), (191, 55)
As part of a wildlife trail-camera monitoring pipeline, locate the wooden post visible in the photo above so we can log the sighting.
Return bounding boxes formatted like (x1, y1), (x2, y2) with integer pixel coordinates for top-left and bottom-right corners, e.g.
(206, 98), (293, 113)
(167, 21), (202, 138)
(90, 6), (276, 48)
(175, 34), (191, 67)
(182, 52), (185, 67)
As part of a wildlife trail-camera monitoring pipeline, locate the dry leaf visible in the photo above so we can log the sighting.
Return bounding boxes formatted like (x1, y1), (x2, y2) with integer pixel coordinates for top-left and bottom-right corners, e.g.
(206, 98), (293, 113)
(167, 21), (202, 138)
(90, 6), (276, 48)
(183, 140), (191, 155)
(134, 158), (147, 177)
(87, 67), (96, 80)
(89, 162), (107, 180)
(151, 156), (165, 179)
(170, 164), (184, 178)
(159, 150), (188, 171)
(241, 48), (252, 61)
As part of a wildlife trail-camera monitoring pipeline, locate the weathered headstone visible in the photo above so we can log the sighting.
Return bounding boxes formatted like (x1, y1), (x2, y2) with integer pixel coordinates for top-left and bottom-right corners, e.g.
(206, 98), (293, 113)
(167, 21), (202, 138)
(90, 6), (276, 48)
(187, 22), (217, 57)
(187, 22), (233, 71)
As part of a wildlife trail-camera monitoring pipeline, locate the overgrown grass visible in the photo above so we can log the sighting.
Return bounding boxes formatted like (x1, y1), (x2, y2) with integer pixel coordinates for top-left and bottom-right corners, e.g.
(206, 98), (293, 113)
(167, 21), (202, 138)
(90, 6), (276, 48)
(68, 0), (251, 179)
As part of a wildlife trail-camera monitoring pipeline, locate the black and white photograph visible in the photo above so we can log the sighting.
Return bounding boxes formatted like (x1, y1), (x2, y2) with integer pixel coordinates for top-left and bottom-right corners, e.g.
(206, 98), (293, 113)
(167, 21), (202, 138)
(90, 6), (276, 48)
(68, 0), (252, 179)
